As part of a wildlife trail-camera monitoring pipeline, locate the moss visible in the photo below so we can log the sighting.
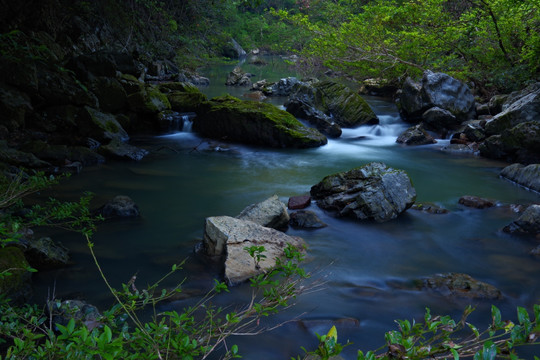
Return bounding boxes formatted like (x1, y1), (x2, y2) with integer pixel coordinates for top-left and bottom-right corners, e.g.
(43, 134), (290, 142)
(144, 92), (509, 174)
(0, 247), (32, 302)
(194, 95), (327, 148)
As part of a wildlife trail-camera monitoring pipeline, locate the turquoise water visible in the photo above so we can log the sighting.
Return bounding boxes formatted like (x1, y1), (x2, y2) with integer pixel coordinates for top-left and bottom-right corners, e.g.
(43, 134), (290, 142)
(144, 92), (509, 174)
(33, 57), (540, 359)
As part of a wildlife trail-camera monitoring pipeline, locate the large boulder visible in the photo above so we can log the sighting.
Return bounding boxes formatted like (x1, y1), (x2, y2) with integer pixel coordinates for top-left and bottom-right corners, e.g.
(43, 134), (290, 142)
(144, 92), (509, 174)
(500, 163), (540, 192)
(421, 107), (460, 136)
(79, 107), (129, 143)
(127, 84), (171, 114)
(88, 76), (127, 113)
(286, 81), (378, 129)
(503, 204), (540, 236)
(201, 216), (305, 284)
(310, 162), (416, 222)
(0, 141), (50, 168)
(480, 121), (540, 164)
(236, 195), (290, 230)
(485, 85), (540, 136)
(222, 39), (246, 59)
(193, 95), (327, 148)
(0, 83), (33, 132)
(314, 81), (378, 127)
(414, 273), (502, 300)
(398, 71), (475, 125)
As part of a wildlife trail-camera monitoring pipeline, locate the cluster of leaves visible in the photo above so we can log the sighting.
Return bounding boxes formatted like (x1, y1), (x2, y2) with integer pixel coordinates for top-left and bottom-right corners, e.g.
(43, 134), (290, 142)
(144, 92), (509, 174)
(299, 305), (540, 360)
(276, 0), (540, 93)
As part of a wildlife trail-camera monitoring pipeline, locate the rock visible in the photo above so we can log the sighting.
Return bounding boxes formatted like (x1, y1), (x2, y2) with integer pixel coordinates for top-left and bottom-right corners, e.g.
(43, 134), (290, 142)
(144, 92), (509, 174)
(88, 76), (127, 113)
(225, 67), (252, 86)
(251, 79), (273, 93)
(485, 85), (540, 136)
(415, 273), (502, 299)
(285, 98), (342, 138)
(440, 143), (479, 154)
(359, 78), (398, 97)
(289, 210), (327, 229)
(236, 195), (290, 230)
(158, 82), (208, 112)
(310, 162), (416, 222)
(503, 204), (540, 236)
(21, 141), (105, 167)
(530, 245), (540, 256)
(243, 91), (267, 101)
(67, 51), (139, 81)
(79, 107), (129, 143)
(23, 237), (70, 270)
(421, 106), (460, 136)
(51, 299), (101, 330)
(288, 195), (312, 210)
(178, 71), (210, 86)
(193, 95), (327, 148)
(421, 70), (476, 120)
(480, 121), (540, 164)
(398, 71), (475, 122)
(500, 163), (540, 192)
(396, 124), (437, 145)
(0, 141), (51, 168)
(312, 81), (378, 127)
(411, 203), (449, 214)
(222, 39), (246, 59)
(0, 83), (33, 132)
(99, 139), (148, 161)
(397, 77), (427, 122)
(462, 121), (486, 142)
(127, 84), (171, 114)
(458, 195), (495, 209)
(97, 195), (140, 218)
(248, 56), (267, 66)
(0, 247), (32, 303)
(201, 216), (305, 284)
(488, 94), (508, 115)
(270, 77), (301, 96)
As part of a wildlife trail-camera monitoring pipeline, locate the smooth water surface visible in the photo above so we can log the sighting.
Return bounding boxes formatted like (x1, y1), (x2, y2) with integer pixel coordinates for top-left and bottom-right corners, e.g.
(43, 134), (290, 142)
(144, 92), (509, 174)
(33, 57), (540, 359)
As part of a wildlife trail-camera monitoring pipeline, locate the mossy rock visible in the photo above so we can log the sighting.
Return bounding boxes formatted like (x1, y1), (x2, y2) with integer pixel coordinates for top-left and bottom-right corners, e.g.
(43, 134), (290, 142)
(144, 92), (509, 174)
(0, 247), (32, 303)
(119, 74), (144, 95)
(0, 140), (50, 168)
(79, 107), (129, 143)
(158, 82), (208, 112)
(193, 95), (327, 148)
(480, 121), (540, 163)
(313, 81), (378, 127)
(127, 84), (171, 114)
(21, 141), (105, 166)
(89, 76), (127, 112)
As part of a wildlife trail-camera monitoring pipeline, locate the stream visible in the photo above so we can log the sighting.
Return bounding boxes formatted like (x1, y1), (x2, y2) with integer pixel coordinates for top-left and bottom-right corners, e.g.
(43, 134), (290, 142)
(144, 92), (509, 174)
(33, 57), (540, 359)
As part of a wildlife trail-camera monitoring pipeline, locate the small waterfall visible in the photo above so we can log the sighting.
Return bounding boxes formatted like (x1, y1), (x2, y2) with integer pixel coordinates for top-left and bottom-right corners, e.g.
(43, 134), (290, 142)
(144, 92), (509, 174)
(165, 112), (195, 133)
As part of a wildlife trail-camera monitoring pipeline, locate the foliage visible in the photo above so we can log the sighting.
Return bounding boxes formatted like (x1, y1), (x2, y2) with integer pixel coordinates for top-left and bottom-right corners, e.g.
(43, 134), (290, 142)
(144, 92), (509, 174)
(0, 242), (311, 359)
(276, 0), (540, 93)
(297, 305), (540, 360)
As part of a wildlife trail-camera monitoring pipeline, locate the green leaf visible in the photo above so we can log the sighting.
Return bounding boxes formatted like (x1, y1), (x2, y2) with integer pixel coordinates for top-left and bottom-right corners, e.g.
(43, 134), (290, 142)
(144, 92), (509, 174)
(517, 307), (530, 326)
(451, 348), (460, 360)
(482, 341), (497, 360)
(491, 305), (502, 328)
(104, 325), (112, 343)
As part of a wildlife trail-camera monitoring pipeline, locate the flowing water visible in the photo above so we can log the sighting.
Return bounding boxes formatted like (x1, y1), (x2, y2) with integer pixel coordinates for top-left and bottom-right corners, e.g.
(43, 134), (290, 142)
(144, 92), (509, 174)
(33, 57), (540, 359)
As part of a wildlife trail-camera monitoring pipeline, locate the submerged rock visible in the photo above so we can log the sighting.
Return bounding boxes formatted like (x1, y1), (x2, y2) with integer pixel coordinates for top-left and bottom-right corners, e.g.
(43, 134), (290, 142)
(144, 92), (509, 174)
(458, 195), (495, 209)
(289, 210), (327, 229)
(500, 163), (540, 193)
(503, 204), (540, 236)
(236, 195), (289, 230)
(193, 95), (327, 148)
(415, 273), (502, 300)
(97, 195), (140, 218)
(310, 162), (416, 222)
(201, 216), (305, 285)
